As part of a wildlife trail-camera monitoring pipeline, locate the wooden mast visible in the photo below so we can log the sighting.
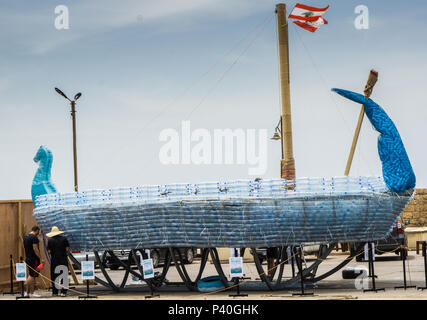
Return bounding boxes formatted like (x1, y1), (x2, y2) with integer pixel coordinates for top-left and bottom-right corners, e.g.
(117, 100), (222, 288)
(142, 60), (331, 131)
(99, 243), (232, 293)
(276, 3), (295, 180)
(344, 70), (378, 176)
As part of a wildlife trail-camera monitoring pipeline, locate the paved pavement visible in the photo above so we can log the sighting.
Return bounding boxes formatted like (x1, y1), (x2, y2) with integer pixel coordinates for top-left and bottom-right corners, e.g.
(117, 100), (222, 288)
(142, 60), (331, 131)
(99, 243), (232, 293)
(2, 251), (427, 300)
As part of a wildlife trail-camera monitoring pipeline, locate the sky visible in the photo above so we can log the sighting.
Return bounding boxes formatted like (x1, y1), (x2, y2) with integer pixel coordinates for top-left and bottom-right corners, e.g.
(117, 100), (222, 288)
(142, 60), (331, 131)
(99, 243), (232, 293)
(0, 0), (426, 200)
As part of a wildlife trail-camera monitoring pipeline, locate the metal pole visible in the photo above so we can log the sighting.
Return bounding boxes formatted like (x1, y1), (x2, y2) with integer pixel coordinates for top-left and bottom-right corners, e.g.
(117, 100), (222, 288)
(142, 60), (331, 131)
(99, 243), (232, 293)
(363, 242), (384, 292)
(20, 257), (25, 297)
(292, 247), (313, 296)
(425, 243), (427, 287)
(394, 246), (416, 290)
(298, 248), (304, 295)
(367, 243), (374, 278)
(401, 248), (407, 288)
(9, 255), (14, 293)
(290, 246), (296, 278)
(85, 254), (89, 296)
(71, 100), (78, 192)
(369, 243), (375, 290)
(424, 243), (427, 289)
(276, 3), (295, 180)
(3, 255), (16, 295)
(418, 242), (427, 290)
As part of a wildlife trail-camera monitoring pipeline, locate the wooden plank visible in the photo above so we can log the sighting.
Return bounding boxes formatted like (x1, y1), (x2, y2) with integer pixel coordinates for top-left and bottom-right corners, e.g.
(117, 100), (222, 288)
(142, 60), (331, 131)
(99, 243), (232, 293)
(0, 200), (48, 289)
(18, 202), (23, 260)
(0, 200), (33, 204)
(0, 202), (19, 286)
(0, 280), (18, 286)
(68, 257), (80, 285)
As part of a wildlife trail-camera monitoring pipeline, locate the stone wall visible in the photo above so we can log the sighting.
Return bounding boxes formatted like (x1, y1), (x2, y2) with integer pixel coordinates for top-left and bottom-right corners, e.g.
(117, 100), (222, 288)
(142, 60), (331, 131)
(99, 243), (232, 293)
(401, 188), (427, 226)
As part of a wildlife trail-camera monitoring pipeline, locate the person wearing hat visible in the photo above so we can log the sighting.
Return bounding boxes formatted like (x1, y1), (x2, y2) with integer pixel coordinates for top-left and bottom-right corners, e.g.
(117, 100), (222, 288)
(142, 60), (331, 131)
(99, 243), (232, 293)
(46, 226), (70, 297)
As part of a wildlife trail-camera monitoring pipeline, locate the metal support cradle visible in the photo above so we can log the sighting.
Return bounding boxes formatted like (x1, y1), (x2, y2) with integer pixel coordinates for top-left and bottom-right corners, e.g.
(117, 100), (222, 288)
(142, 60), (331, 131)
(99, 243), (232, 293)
(62, 242), (370, 295)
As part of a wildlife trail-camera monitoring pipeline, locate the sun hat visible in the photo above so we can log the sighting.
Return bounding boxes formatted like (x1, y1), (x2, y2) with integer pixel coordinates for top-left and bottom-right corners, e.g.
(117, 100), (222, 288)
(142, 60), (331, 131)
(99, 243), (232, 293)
(46, 226), (65, 237)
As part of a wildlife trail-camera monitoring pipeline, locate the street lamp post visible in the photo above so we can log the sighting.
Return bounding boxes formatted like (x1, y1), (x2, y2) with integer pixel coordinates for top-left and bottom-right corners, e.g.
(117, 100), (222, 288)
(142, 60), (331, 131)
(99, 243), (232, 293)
(55, 88), (82, 192)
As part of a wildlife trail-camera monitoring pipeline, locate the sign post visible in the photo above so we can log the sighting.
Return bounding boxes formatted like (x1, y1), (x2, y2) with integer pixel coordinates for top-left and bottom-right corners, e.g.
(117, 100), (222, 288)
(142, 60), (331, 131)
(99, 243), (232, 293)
(79, 254), (97, 299)
(229, 248), (247, 297)
(15, 257), (30, 300)
(142, 258), (155, 279)
(137, 250), (159, 299)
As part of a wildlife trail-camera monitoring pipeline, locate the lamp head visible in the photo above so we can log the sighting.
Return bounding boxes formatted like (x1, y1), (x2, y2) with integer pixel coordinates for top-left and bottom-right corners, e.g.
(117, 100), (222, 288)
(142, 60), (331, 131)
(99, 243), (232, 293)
(74, 93), (82, 101)
(54, 87), (70, 101)
(271, 131), (281, 141)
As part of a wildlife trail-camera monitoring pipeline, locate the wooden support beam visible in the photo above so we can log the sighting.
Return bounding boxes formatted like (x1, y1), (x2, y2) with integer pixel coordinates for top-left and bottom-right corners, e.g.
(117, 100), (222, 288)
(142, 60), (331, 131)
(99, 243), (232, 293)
(0, 199), (32, 204)
(18, 202), (23, 260)
(344, 70), (378, 176)
(0, 280), (18, 286)
(68, 257), (80, 285)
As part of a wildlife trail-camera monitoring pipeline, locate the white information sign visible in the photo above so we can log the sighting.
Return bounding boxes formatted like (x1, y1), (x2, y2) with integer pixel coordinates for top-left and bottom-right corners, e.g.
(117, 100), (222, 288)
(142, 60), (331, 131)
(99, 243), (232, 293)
(16, 263), (27, 281)
(142, 259), (154, 279)
(81, 261), (95, 280)
(229, 257), (244, 278)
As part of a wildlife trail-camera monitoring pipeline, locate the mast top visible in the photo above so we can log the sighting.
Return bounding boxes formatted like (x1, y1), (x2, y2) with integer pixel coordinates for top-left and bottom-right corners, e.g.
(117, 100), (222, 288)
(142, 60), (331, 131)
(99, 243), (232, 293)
(275, 3), (287, 14)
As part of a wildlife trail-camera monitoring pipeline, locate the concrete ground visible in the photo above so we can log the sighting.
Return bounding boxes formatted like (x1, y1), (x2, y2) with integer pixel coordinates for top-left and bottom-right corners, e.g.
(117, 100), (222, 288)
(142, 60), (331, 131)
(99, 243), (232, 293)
(3, 251), (427, 300)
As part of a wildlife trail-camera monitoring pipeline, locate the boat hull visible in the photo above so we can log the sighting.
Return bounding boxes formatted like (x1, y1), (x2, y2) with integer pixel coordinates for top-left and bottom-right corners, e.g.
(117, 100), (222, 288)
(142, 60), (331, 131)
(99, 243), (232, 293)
(33, 191), (411, 251)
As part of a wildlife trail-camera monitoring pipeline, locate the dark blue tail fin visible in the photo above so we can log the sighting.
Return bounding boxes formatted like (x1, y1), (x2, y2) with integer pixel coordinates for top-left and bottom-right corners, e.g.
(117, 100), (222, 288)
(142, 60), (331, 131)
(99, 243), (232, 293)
(332, 88), (415, 193)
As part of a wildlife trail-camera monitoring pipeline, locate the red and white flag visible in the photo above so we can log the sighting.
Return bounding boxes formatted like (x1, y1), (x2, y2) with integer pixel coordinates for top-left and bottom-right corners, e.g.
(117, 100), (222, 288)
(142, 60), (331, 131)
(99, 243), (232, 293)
(288, 3), (330, 33)
(293, 16), (328, 33)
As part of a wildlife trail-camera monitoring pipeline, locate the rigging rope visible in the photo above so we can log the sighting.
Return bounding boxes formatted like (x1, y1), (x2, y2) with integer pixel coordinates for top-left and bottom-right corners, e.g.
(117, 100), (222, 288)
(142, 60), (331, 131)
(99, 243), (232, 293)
(91, 13), (276, 178)
(79, 13), (275, 187)
(185, 14), (275, 119)
(290, 23), (377, 177)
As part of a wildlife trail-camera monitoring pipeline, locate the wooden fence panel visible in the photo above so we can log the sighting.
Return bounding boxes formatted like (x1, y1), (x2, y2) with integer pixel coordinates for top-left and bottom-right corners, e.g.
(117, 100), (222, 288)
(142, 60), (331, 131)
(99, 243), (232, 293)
(0, 200), (50, 291)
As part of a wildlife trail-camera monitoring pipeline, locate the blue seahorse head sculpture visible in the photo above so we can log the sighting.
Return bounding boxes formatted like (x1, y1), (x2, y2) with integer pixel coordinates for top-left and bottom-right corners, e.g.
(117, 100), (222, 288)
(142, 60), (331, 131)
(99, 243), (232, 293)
(332, 88), (416, 193)
(31, 145), (57, 203)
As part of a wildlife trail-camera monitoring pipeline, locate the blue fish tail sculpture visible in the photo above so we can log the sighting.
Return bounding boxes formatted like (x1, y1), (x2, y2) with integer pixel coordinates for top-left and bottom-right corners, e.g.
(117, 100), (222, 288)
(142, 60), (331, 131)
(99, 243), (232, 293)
(31, 145), (57, 203)
(332, 88), (415, 193)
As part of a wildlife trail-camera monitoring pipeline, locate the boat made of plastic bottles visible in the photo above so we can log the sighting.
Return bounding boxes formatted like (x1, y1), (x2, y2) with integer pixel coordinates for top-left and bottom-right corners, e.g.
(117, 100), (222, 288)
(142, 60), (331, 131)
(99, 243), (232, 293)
(31, 89), (415, 251)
